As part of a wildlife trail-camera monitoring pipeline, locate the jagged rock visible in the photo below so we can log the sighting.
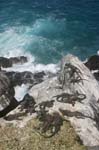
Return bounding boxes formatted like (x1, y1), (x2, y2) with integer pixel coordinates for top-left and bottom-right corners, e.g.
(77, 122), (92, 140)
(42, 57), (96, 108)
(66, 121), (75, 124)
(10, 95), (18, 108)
(5, 71), (22, 86)
(10, 56), (27, 65)
(5, 71), (46, 86)
(0, 56), (27, 68)
(29, 54), (99, 146)
(84, 55), (99, 81)
(85, 55), (99, 70)
(0, 57), (12, 68)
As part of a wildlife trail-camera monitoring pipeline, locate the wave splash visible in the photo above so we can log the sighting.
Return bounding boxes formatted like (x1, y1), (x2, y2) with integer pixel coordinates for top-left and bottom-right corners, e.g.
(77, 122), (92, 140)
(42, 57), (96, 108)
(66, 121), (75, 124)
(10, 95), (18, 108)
(0, 20), (63, 73)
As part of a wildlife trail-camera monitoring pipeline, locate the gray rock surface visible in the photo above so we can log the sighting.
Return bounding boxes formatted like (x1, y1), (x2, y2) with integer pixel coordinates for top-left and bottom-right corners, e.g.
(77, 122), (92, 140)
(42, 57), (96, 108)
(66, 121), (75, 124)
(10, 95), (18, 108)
(0, 72), (11, 111)
(29, 54), (99, 146)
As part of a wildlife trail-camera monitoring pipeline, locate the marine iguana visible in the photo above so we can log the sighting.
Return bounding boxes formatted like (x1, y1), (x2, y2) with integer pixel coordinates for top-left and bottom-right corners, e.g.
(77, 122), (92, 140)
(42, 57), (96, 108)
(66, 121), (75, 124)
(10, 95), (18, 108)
(53, 91), (86, 106)
(39, 100), (55, 110)
(34, 112), (63, 138)
(60, 63), (86, 88)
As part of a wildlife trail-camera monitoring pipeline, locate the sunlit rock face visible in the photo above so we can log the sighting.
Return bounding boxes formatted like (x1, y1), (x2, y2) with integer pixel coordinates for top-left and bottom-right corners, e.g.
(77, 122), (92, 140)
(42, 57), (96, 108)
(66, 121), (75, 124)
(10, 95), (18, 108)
(29, 54), (99, 146)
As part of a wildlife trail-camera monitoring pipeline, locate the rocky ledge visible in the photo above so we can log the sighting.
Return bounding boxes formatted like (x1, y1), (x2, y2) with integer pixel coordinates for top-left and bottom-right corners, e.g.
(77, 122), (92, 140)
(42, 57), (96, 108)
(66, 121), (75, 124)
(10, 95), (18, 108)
(1, 54), (99, 149)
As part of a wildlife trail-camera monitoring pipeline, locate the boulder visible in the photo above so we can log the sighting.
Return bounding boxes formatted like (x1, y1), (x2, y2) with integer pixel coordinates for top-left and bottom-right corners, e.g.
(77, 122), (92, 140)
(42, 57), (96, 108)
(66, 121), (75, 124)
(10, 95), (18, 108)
(85, 55), (99, 70)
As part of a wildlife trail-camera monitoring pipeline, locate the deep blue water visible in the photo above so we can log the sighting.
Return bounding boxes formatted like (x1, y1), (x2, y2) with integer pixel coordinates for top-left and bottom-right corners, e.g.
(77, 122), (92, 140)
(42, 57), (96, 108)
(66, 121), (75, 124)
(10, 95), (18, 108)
(0, 0), (99, 64)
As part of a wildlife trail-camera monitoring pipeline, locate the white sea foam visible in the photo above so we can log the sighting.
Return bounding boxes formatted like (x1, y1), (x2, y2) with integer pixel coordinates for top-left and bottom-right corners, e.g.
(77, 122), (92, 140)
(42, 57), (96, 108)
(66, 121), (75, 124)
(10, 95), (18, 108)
(14, 84), (30, 101)
(0, 25), (59, 74)
(0, 16), (62, 102)
(2, 61), (58, 74)
(97, 50), (99, 55)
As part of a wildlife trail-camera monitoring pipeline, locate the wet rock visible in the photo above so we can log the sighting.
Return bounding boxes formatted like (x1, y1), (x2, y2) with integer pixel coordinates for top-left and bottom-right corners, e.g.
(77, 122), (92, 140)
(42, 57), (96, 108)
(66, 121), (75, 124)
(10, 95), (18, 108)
(10, 56), (27, 65)
(0, 56), (27, 68)
(5, 71), (22, 86)
(85, 55), (99, 70)
(5, 71), (46, 86)
(0, 57), (12, 68)
(93, 72), (99, 81)
(20, 71), (45, 84)
(84, 55), (99, 81)
(34, 71), (46, 79)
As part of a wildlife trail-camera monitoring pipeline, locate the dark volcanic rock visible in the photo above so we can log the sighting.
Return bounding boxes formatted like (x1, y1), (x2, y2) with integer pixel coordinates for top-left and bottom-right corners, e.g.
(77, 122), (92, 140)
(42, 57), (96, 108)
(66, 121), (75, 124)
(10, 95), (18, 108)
(5, 71), (23, 86)
(10, 56), (27, 65)
(0, 56), (27, 68)
(21, 71), (45, 84)
(85, 55), (99, 70)
(0, 57), (12, 68)
(5, 71), (46, 86)
(93, 72), (99, 81)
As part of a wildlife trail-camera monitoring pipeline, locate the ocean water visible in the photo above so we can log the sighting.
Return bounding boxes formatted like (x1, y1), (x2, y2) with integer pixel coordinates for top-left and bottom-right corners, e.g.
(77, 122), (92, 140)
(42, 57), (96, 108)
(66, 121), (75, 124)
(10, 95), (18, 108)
(0, 0), (99, 66)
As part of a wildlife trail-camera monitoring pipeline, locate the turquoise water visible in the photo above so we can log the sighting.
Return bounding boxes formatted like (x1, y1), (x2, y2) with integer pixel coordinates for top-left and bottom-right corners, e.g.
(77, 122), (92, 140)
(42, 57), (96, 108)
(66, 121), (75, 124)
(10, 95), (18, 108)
(0, 0), (99, 64)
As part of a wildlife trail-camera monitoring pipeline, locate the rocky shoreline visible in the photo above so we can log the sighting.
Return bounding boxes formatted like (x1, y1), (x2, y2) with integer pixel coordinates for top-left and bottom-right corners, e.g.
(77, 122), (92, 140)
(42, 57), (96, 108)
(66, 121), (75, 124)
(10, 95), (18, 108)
(0, 54), (99, 149)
